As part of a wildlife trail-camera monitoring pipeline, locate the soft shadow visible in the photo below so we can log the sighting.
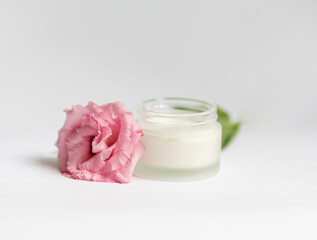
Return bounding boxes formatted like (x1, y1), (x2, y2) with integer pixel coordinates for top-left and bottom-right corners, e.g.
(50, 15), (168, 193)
(30, 155), (60, 172)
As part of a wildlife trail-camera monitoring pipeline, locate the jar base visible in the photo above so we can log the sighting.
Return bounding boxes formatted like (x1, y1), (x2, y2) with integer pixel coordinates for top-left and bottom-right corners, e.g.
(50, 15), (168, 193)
(133, 163), (220, 182)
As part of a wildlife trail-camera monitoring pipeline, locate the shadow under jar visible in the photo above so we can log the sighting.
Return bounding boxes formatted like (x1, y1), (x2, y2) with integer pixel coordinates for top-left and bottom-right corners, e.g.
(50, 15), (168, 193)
(134, 97), (222, 181)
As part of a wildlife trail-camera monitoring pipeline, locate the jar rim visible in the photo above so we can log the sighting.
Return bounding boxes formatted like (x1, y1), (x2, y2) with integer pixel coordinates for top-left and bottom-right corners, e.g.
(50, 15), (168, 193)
(137, 97), (217, 118)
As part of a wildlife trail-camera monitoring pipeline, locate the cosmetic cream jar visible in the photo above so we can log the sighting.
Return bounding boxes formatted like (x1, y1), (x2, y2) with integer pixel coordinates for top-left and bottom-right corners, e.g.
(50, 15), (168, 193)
(134, 97), (222, 181)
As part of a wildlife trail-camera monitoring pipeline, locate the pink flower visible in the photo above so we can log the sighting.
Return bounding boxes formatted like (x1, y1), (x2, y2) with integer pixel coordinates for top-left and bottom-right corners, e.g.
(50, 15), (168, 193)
(56, 101), (144, 183)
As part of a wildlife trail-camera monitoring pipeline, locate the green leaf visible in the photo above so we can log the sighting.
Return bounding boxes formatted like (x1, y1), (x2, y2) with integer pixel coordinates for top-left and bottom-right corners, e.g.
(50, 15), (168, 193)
(220, 121), (240, 149)
(217, 106), (240, 150)
(217, 106), (230, 122)
(172, 106), (204, 113)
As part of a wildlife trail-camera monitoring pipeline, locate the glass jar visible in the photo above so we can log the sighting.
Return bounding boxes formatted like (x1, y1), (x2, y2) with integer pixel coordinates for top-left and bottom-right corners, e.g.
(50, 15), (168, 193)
(134, 97), (222, 181)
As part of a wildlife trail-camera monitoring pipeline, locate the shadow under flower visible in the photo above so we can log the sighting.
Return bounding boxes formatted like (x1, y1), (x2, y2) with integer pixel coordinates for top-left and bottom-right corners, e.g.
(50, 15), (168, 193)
(30, 154), (60, 172)
(28, 154), (152, 183)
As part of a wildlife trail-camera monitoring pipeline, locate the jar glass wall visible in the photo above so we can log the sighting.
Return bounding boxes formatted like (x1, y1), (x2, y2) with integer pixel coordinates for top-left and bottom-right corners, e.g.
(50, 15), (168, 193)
(134, 97), (222, 181)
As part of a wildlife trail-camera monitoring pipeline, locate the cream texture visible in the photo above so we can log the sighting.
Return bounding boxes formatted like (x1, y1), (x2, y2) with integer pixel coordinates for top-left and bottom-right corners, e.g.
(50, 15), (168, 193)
(137, 121), (222, 170)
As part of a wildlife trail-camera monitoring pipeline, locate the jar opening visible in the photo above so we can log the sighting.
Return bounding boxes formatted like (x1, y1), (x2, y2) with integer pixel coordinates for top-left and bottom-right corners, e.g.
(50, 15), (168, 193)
(137, 97), (217, 127)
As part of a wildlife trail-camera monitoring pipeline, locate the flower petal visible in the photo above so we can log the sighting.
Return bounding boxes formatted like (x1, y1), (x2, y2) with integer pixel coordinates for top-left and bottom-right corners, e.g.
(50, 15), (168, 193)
(56, 101), (144, 183)
(56, 105), (88, 172)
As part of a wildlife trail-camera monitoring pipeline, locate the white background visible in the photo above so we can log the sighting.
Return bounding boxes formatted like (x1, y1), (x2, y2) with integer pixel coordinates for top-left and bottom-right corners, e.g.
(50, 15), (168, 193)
(0, 0), (316, 239)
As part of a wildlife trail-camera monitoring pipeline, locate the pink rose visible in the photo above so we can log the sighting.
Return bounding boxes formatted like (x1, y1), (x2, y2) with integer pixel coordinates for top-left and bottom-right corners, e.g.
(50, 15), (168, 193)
(56, 101), (144, 183)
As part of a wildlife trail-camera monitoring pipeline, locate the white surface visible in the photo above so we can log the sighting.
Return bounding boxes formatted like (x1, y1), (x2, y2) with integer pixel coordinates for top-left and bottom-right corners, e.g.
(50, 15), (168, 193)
(1, 128), (316, 239)
(1, 0), (317, 239)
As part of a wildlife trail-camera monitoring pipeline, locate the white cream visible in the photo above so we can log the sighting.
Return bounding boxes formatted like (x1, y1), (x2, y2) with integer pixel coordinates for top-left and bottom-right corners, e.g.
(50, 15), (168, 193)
(139, 122), (221, 169)
(134, 98), (222, 181)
